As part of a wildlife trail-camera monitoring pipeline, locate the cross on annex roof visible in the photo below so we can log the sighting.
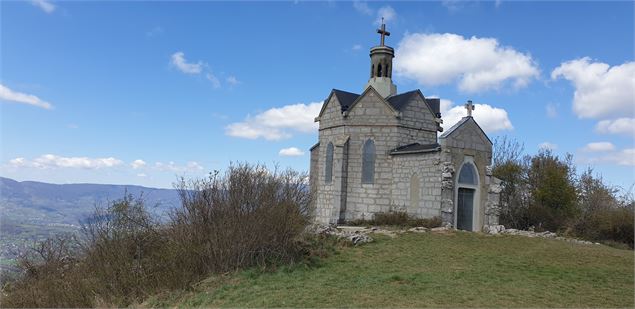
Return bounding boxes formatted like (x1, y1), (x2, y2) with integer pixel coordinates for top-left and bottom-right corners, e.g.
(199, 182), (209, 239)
(377, 18), (390, 46)
(465, 100), (475, 117)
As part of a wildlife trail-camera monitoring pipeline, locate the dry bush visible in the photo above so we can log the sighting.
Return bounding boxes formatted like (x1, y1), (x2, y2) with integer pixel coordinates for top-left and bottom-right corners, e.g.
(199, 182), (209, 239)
(1, 235), (94, 308)
(2, 163), (315, 308)
(169, 163), (312, 275)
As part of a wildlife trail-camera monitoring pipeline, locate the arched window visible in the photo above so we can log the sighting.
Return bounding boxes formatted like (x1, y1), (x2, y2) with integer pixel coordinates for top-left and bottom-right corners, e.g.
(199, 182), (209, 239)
(385, 64), (390, 77)
(458, 162), (478, 185)
(377, 64), (382, 78)
(371, 64), (375, 78)
(325, 143), (334, 183)
(362, 139), (375, 184)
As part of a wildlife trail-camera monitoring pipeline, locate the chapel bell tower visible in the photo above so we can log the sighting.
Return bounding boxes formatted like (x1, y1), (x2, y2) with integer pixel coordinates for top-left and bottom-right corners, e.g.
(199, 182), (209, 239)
(364, 21), (397, 98)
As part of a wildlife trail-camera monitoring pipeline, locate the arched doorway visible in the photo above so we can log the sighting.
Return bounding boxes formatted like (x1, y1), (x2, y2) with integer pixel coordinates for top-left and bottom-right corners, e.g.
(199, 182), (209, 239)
(455, 160), (479, 231)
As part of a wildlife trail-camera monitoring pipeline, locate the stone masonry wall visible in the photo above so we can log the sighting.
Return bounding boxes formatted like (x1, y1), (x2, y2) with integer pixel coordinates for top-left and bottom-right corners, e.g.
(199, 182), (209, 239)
(390, 152), (443, 218)
(439, 119), (495, 230)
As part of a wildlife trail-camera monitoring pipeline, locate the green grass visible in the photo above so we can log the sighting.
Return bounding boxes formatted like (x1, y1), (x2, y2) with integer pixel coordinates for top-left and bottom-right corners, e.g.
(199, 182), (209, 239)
(145, 231), (634, 308)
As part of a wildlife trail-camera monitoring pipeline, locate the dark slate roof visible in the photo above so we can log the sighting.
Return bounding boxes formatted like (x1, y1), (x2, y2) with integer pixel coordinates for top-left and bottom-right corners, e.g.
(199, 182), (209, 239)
(386, 90), (441, 117)
(390, 142), (441, 155)
(327, 88), (441, 117)
(309, 142), (320, 151)
(439, 116), (492, 145)
(425, 98), (441, 118)
(332, 89), (360, 112)
(386, 90), (418, 111)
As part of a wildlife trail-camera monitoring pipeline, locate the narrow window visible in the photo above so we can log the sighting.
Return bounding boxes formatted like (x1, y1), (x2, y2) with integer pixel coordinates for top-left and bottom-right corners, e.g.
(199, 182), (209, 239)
(362, 139), (375, 184)
(325, 143), (334, 183)
(377, 64), (382, 78)
(385, 64), (390, 77)
(371, 64), (375, 78)
(458, 162), (478, 185)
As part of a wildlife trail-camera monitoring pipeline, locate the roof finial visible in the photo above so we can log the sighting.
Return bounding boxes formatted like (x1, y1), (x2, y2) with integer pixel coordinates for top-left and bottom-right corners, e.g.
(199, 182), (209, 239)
(464, 100), (475, 117)
(377, 19), (390, 46)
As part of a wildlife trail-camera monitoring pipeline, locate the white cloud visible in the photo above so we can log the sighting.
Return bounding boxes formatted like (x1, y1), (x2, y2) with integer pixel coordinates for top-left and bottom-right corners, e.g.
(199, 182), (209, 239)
(595, 118), (635, 136)
(279, 147), (305, 157)
(375, 6), (397, 25)
(170, 52), (203, 74)
(440, 99), (513, 133)
(551, 58), (635, 119)
(9, 158), (28, 167)
(352, 44), (363, 51)
(31, 0), (55, 13)
(8, 154), (123, 169)
(581, 148), (635, 166)
(137, 173), (147, 177)
(546, 103), (558, 118)
(353, 1), (373, 15)
(0, 84), (53, 109)
(131, 159), (146, 169)
(581, 142), (615, 153)
(206, 73), (221, 88)
(395, 33), (539, 93)
(226, 76), (240, 86)
(154, 161), (203, 172)
(538, 142), (558, 151)
(226, 102), (322, 140)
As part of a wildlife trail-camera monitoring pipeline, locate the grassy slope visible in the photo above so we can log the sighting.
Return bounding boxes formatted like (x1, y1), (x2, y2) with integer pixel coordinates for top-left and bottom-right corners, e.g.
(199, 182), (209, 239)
(146, 231), (634, 308)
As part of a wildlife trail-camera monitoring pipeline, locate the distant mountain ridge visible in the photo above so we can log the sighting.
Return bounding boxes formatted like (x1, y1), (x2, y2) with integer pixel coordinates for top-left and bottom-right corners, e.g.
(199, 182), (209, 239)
(0, 177), (180, 216)
(0, 177), (182, 267)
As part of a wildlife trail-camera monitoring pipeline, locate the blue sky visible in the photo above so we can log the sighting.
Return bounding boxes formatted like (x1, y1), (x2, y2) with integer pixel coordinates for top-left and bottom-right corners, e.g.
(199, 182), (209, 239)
(1, 1), (633, 190)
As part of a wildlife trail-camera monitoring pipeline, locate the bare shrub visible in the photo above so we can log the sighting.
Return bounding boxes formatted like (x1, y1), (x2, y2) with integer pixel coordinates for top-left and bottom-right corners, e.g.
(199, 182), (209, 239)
(1, 235), (93, 308)
(170, 163), (312, 275)
(2, 163), (316, 307)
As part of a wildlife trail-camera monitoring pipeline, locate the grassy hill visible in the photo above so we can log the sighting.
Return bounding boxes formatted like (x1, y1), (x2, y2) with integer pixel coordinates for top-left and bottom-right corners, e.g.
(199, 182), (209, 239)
(145, 231), (634, 308)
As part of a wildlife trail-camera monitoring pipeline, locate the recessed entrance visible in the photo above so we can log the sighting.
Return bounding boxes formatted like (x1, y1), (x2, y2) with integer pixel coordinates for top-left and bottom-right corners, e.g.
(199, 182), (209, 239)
(456, 188), (475, 231)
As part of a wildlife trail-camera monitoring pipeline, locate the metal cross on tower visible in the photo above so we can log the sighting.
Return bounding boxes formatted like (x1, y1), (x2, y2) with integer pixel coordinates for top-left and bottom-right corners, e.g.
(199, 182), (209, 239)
(377, 18), (390, 46)
(465, 100), (475, 117)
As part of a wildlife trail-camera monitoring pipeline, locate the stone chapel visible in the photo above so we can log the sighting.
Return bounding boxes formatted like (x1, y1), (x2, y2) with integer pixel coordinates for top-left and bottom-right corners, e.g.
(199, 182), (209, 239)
(309, 23), (501, 231)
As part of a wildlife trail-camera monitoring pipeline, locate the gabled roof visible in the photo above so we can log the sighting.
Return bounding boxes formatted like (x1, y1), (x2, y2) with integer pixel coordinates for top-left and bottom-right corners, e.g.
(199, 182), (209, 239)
(346, 86), (399, 116)
(317, 89), (360, 117)
(386, 90), (418, 111)
(317, 88), (441, 119)
(439, 116), (492, 145)
(332, 89), (360, 112)
(386, 90), (441, 117)
(390, 142), (441, 155)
